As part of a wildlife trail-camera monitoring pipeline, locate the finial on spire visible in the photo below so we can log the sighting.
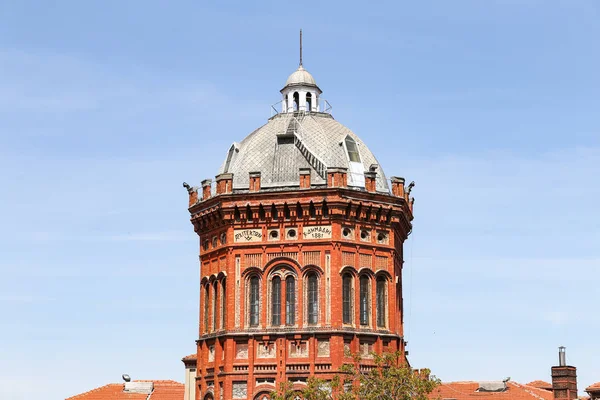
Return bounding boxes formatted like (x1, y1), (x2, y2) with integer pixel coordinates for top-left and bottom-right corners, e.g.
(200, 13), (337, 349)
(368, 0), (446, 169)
(299, 29), (303, 67)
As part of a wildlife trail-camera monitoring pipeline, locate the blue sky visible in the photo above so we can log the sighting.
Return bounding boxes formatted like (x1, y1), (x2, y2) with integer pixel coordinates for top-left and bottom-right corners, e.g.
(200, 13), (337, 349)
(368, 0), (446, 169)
(0, 1), (599, 399)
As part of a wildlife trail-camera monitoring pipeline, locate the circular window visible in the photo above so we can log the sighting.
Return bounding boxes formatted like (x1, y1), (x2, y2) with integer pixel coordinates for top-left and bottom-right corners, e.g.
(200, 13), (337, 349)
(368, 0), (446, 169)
(220, 233), (226, 245)
(287, 229), (297, 238)
(360, 230), (369, 240)
(377, 232), (387, 243)
(270, 230), (279, 239)
(342, 228), (352, 238)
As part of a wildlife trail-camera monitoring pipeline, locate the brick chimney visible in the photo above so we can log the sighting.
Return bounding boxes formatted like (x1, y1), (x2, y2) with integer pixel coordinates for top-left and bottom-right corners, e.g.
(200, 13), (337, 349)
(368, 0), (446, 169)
(551, 346), (577, 400)
(249, 171), (261, 192)
(215, 173), (233, 195)
(327, 167), (347, 188)
(390, 176), (405, 198)
(201, 179), (212, 201)
(299, 168), (311, 189)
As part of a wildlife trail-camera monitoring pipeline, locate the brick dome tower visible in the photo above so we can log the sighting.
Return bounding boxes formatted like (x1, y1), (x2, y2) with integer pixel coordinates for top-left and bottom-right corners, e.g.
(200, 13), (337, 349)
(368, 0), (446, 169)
(184, 42), (415, 400)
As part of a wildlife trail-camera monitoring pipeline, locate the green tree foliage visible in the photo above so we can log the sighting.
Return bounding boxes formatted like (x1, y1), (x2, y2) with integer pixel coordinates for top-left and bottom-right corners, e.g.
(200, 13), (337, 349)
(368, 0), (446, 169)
(270, 351), (440, 400)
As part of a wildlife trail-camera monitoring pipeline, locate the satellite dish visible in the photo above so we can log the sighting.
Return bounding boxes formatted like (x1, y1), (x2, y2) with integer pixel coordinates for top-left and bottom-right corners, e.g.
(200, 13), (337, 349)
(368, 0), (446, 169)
(122, 374), (131, 382)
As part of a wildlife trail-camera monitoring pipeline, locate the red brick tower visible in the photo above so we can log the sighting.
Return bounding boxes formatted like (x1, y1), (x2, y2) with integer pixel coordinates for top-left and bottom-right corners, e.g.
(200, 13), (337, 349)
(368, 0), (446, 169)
(185, 45), (415, 400)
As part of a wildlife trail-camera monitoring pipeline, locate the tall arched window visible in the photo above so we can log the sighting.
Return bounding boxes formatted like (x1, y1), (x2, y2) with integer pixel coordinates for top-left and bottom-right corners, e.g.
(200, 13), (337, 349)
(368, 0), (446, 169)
(306, 92), (312, 112)
(213, 281), (218, 330)
(293, 92), (299, 111)
(376, 277), (386, 328)
(271, 277), (281, 326)
(342, 274), (353, 324)
(360, 276), (370, 326)
(204, 285), (210, 332)
(249, 276), (260, 327)
(286, 276), (296, 325)
(221, 279), (227, 329)
(307, 273), (318, 324)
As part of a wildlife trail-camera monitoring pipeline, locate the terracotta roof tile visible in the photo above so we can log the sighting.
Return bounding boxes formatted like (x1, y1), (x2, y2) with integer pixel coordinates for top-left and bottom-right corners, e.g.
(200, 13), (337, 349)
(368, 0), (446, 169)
(429, 381), (554, 400)
(526, 381), (553, 390)
(66, 380), (184, 400)
(586, 382), (600, 392)
(181, 353), (197, 362)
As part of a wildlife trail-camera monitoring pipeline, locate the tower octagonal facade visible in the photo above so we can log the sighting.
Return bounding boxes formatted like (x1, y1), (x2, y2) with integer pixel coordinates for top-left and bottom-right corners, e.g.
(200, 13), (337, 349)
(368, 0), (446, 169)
(186, 59), (415, 400)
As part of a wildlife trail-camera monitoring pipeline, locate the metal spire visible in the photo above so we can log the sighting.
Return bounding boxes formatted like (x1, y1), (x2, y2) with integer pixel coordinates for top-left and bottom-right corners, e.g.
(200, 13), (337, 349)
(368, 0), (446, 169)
(299, 29), (303, 66)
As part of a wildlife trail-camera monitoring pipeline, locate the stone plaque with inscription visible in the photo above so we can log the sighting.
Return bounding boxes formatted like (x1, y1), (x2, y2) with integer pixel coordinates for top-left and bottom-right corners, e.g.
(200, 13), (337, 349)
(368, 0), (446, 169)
(302, 225), (332, 240)
(234, 229), (263, 243)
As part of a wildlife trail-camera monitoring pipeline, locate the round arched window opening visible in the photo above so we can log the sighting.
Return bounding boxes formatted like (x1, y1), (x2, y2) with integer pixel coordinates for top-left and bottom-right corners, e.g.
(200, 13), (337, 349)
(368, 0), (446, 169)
(220, 233), (227, 245)
(212, 236), (218, 247)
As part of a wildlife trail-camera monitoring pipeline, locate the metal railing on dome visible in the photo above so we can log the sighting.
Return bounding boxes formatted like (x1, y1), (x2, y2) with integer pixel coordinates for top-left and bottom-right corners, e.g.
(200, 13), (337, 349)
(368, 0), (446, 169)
(270, 99), (332, 117)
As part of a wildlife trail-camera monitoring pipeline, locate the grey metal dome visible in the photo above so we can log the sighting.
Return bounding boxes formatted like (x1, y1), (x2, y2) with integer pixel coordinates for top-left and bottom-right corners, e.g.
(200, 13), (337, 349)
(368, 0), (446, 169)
(218, 112), (389, 193)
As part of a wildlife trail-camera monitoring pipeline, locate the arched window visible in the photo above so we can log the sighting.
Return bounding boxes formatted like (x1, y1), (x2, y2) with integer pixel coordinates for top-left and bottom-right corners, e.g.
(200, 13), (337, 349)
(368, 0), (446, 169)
(293, 92), (299, 111)
(246, 205), (253, 221)
(221, 279), (227, 329)
(286, 276), (296, 325)
(309, 201), (316, 218)
(234, 206), (241, 222)
(306, 92), (312, 112)
(342, 274), (353, 324)
(345, 136), (361, 162)
(271, 204), (278, 220)
(284, 203), (290, 220)
(259, 204), (266, 221)
(271, 277), (281, 326)
(376, 277), (386, 328)
(213, 281), (218, 330)
(322, 200), (329, 217)
(204, 285), (210, 332)
(360, 276), (370, 326)
(249, 276), (260, 327)
(296, 202), (303, 219)
(307, 273), (318, 324)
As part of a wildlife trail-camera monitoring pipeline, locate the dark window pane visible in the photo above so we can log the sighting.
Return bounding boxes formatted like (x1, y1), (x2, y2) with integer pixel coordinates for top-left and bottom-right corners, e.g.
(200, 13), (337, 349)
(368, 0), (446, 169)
(308, 274), (318, 324)
(249, 276), (260, 327)
(286, 276), (295, 325)
(204, 285), (210, 331)
(360, 276), (369, 325)
(221, 280), (226, 329)
(272, 277), (281, 326)
(342, 274), (352, 324)
(377, 278), (385, 327)
(213, 282), (218, 329)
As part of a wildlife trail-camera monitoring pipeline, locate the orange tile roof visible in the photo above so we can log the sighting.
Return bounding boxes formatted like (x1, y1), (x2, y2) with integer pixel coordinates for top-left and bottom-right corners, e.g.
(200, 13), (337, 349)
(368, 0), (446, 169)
(181, 353), (197, 362)
(586, 382), (600, 392)
(66, 380), (184, 400)
(526, 380), (553, 390)
(429, 381), (554, 400)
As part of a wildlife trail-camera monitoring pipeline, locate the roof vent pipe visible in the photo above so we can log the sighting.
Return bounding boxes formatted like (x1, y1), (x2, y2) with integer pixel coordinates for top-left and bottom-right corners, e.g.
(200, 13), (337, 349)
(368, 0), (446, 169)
(559, 346), (567, 366)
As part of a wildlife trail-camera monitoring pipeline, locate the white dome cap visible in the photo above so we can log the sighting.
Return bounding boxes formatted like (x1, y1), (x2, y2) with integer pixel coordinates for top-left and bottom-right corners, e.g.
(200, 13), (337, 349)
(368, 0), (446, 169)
(285, 65), (318, 87)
